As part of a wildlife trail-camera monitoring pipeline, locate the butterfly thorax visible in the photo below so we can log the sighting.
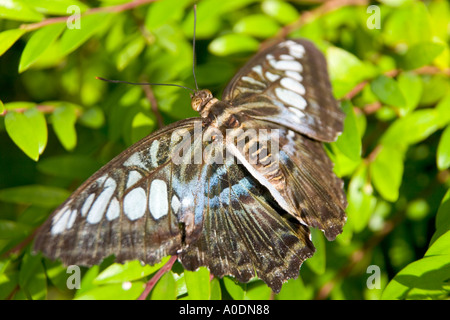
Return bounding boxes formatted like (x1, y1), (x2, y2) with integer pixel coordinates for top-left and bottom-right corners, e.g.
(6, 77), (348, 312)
(191, 89), (241, 130)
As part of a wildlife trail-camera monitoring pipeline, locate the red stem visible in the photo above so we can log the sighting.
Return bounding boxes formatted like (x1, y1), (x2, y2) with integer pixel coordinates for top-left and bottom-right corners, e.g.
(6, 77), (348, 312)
(137, 255), (178, 300)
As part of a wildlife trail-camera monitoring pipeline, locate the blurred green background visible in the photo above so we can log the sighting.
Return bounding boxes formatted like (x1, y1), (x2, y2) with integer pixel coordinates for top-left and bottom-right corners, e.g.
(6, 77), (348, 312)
(0, 0), (449, 300)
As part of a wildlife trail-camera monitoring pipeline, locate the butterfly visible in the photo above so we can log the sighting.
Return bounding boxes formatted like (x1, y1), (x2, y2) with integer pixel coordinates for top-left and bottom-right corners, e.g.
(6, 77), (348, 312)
(33, 39), (347, 293)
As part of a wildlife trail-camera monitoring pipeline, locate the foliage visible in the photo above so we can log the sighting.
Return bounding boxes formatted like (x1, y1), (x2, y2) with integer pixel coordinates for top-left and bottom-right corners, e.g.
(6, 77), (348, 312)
(0, 0), (449, 300)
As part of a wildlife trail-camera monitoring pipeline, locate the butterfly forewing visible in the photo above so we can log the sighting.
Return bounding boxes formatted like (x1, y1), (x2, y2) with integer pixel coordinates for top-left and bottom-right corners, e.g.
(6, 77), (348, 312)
(223, 39), (344, 143)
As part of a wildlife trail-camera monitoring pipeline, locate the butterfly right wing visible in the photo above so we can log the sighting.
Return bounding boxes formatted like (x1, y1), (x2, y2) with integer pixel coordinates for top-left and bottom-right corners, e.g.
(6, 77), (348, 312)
(222, 39), (344, 143)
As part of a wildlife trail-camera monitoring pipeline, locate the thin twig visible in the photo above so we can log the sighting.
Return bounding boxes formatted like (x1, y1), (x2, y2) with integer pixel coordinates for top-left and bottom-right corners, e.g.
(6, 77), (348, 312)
(137, 255), (178, 300)
(19, 0), (158, 32)
(141, 82), (164, 129)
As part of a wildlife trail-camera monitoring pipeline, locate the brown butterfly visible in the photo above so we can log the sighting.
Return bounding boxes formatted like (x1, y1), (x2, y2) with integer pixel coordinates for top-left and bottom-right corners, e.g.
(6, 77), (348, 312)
(33, 39), (347, 293)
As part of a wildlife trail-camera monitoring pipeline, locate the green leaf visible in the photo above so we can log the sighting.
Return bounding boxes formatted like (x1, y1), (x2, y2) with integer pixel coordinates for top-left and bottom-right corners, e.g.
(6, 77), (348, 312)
(0, 185), (69, 208)
(51, 105), (77, 151)
(430, 189), (450, 245)
(435, 93), (450, 128)
(59, 13), (111, 56)
(334, 101), (361, 161)
(149, 272), (177, 300)
(397, 72), (423, 116)
(23, 0), (89, 15)
(0, 220), (33, 239)
(94, 260), (164, 285)
(5, 108), (47, 161)
(0, 0), (44, 22)
(79, 107), (105, 129)
(233, 14), (279, 38)
(223, 277), (244, 300)
(261, 0), (299, 25)
(425, 231), (450, 257)
(243, 281), (272, 300)
(19, 23), (65, 73)
(381, 252), (450, 300)
(370, 146), (404, 202)
(305, 228), (326, 275)
(326, 46), (375, 98)
(37, 155), (100, 180)
(400, 42), (445, 71)
(383, 1), (432, 47)
(184, 267), (211, 300)
(209, 34), (259, 56)
(116, 36), (146, 71)
(381, 109), (440, 147)
(419, 74), (449, 106)
(145, 0), (191, 30)
(346, 166), (377, 232)
(0, 99), (4, 114)
(275, 277), (313, 300)
(75, 281), (145, 300)
(370, 75), (406, 107)
(437, 125), (450, 170)
(74, 265), (99, 298)
(19, 252), (47, 300)
(131, 112), (155, 144)
(210, 277), (222, 300)
(0, 28), (26, 57)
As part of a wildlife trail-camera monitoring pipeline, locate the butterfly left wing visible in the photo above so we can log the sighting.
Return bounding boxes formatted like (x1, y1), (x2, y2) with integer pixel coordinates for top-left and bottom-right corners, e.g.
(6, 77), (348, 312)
(33, 118), (315, 292)
(222, 38), (344, 143)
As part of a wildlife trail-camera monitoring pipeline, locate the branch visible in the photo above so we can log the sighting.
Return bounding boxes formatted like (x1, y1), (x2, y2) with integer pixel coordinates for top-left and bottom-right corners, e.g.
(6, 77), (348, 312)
(19, 0), (158, 32)
(137, 255), (178, 300)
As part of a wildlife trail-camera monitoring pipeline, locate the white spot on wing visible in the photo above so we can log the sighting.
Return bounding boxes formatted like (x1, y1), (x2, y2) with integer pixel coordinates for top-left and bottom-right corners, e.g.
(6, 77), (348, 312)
(280, 54), (294, 60)
(251, 65), (263, 77)
(87, 177), (116, 224)
(171, 194), (181, 214)
(285, 70), (303, 81)
(126, 170), (142, 189)
(149, 179), (169, 219)
(281, 77), (306, 95)
(124, 187), (147, 221)
(124, 153), (146, 169)
(265, 71), (280, 82)
(275, 87), (307, 110)
(81, 193), (95, 217)
(51, 208), (71, 235)
(289, 107), (305, 119)
(288, 43), (305, 59)
(66, 210), (77, 229)
(150, 140), (159, 167)
(269, 59), (302, 72)
(241, 76), (265, 87)
(106, 197), (120, 221)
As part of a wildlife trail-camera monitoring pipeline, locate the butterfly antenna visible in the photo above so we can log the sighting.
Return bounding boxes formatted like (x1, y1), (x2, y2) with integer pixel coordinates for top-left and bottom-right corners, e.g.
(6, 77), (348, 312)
(95, 77), (195, 92)
(192, 4), (199, 92)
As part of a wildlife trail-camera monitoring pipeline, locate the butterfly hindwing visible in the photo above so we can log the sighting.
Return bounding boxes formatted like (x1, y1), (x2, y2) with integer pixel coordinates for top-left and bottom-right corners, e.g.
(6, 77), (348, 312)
(179, 160), (315, 293)
(222, 39), (344, 143)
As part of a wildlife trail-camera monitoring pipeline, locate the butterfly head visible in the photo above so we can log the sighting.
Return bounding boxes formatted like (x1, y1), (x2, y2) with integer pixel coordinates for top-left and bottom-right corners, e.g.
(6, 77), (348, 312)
(191, 89), (215, 114)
